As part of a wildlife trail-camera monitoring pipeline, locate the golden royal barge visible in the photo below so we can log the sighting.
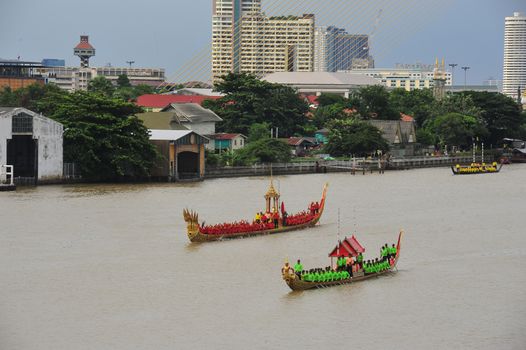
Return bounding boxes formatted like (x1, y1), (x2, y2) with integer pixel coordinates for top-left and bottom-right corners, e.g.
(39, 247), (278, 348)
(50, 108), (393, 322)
(183, 182), (328, 243)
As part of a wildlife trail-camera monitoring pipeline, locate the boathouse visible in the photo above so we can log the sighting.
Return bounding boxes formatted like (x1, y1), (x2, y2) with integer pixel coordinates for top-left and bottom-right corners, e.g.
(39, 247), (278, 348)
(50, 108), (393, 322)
(367, 120), (417, 157)
(149, 129), (208, 181)
(0, 107), (63, 184)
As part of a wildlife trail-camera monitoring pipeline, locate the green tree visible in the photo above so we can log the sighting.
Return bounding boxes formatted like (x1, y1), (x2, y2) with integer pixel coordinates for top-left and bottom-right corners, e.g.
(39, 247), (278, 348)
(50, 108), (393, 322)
(203, 73), (309, 136)
(431, 93), (482, 120)
(352, 85), (399, 120)
(389, 88), (435, 126)
(235, 138), (291, 165)
(247, 122), (271, 143)
(0, 83), (65, 110)
(316, 93), (347, 107)
(427, 112), (488, 149)
(313, 104), (348, 128)
(88, 76), (115, 97)
(113, 87), (135, 101)
(462, 91), (523, 145)
(0, 86), (18, 106)
(37, 91), (157, 180)
(132, 84), (155, 98)
(416, 128), (436, 146)
(116, 74), (132, 88)
(325, 119), (389, 156)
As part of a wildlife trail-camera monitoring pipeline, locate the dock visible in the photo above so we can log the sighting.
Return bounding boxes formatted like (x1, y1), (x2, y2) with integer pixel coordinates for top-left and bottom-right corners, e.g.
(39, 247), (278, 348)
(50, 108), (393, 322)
(0, 165), (16, 191)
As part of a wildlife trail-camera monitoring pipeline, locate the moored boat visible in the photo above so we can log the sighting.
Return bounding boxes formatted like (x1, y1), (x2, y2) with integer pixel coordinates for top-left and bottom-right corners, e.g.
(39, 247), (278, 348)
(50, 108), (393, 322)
(183, 182), (328, 243)
(451, 162), (502, 175)
(282, 231), (402, 291)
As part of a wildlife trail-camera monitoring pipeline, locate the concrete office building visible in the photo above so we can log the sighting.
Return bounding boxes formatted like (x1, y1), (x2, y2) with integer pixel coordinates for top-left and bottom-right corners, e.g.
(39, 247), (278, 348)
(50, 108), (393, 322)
(343, 63), (452, 91)
(503, 12), (526, 98)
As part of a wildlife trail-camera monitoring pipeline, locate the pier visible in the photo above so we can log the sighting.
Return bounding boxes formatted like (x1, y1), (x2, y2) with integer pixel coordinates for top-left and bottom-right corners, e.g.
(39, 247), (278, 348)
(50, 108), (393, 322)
(0, 165), (16, 191)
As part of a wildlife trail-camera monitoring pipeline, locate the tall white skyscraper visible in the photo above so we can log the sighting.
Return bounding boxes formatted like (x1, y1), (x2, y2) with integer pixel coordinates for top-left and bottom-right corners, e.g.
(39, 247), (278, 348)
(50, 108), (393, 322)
(503, 12), (526, 98)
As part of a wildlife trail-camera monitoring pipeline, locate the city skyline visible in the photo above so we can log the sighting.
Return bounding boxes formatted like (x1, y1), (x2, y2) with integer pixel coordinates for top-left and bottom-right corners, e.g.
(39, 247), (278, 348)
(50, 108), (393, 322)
(0, 0), (524, 85)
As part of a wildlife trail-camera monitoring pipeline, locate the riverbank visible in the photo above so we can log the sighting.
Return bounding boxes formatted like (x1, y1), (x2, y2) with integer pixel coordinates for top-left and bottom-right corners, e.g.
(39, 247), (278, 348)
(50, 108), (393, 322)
(204, 155), (478, 178)
(7, 155), (497, 186)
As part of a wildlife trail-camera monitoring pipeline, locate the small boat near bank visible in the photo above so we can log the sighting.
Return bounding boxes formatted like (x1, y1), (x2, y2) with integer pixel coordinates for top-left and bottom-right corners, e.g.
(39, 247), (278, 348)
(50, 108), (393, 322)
(451, 141), (503, 175)
(451, 162), (502, 175)
(183, 182), (328, 243)
(282, 231), (402, 291)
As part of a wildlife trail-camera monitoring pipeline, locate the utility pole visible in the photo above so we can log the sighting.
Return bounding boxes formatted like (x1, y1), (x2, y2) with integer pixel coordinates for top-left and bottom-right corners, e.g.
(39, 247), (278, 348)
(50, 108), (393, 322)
(126, 60), (135, 68)
(448, 63), (457, 90)
(461, 66), (470, 89)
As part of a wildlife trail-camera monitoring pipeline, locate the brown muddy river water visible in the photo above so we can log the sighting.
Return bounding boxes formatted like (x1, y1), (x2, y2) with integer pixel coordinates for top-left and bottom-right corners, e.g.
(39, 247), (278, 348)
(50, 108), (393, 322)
(1, 166), (526, 349)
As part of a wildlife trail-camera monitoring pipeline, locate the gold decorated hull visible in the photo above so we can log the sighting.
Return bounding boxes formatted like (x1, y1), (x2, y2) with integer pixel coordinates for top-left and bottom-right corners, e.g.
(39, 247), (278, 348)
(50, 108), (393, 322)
(451, 163), (502, 175)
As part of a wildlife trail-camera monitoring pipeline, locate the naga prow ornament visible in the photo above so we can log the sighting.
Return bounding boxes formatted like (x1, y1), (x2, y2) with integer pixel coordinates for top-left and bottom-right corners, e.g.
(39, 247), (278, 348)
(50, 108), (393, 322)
(183, 209), (200, 241)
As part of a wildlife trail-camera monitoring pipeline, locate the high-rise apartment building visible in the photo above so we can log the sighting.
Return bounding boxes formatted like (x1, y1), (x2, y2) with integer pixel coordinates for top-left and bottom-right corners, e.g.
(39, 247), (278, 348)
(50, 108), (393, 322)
(239, 14), (314, 75)
(503, 12), (526, 98)
(212, 0), (262, 79)
(314, 26), (371, 72)
(211, 0), (314, 80)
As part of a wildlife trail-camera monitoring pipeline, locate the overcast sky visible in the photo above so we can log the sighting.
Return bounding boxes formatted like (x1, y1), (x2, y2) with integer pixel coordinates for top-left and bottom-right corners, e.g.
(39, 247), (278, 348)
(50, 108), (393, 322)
(0, 0), (524, 85)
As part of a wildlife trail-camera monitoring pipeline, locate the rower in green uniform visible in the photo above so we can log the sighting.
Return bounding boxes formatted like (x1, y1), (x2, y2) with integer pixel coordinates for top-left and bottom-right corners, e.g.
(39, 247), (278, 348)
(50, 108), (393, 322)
(294, 259), (303, 274)
(357, 253), (363, 265)
(390, 244), (397, 257)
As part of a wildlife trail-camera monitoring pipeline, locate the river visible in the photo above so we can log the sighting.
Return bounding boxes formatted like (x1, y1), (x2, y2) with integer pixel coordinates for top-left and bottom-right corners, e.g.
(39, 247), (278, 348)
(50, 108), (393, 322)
(1, 166), (525, 349)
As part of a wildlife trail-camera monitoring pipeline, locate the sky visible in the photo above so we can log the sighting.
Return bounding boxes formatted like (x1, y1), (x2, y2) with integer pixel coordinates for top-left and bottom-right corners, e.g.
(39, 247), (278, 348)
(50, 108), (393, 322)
(0, 0), (524, 85)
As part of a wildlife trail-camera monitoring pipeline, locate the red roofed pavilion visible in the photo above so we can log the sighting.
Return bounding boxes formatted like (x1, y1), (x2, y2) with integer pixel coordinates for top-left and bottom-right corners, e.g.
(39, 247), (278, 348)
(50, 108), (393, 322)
(328, 235), (365, 258)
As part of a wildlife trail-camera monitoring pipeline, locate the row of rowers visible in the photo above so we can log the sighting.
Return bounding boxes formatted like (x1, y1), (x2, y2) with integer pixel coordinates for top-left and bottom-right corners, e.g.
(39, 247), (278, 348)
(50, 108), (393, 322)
(199, 210), (316, 235)
(285, 239), (398, 282)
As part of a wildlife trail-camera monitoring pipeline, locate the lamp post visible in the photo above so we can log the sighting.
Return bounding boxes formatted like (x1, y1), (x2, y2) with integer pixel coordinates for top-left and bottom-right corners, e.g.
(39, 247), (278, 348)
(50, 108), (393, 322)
(461, 66), (470, 89)
(448, 63), (457, 90)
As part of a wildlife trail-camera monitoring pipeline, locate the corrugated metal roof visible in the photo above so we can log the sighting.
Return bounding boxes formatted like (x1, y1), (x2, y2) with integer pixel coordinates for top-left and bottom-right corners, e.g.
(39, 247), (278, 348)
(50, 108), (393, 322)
(208, 133), (246, 140)
(136, 94), (221, 108)
(0, 107), (17, 114)
(175, 88), (224, 97)
(137, 112), (189, 130)
(163, 103), (223, 123)
(149, 129), (192, 141)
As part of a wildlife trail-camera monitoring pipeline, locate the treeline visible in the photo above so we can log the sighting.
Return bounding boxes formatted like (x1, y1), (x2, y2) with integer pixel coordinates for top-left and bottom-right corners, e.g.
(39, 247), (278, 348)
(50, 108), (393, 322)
(205, 73), (526, 159)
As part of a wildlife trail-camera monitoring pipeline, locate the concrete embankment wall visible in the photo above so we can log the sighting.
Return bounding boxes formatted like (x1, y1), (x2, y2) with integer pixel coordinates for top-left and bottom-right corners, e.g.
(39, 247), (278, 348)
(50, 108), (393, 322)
(204, 156), (480, 178)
